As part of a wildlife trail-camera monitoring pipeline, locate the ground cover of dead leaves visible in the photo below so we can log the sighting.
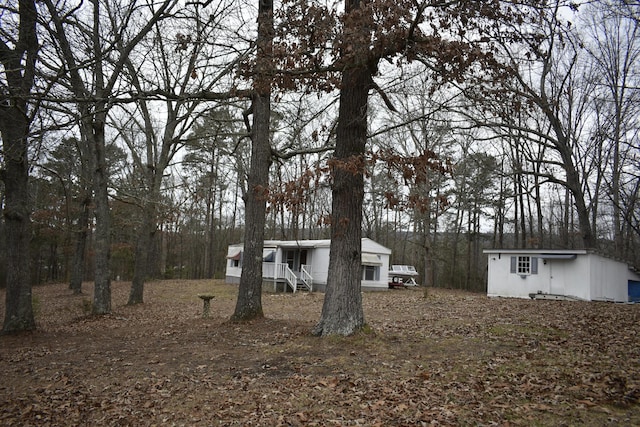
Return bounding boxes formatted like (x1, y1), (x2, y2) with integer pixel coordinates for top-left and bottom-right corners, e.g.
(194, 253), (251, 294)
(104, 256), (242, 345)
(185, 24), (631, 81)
(0, 280), (639, 426)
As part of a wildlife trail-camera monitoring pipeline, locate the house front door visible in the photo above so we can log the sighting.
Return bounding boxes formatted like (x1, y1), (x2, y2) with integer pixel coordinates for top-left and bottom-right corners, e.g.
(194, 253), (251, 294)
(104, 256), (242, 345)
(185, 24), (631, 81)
(299, 250), (308, 271)
(284, 249), (309, 273)
(285, 250), (296, 270)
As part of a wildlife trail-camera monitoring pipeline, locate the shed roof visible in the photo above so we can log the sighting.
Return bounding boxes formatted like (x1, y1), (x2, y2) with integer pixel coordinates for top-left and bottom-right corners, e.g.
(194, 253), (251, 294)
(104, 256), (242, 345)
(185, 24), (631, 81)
(483, 249), (588, 255)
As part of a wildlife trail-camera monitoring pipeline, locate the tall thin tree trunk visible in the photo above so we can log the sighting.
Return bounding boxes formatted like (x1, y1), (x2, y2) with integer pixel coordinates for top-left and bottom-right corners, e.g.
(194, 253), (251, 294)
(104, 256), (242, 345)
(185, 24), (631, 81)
(232, 92), (271, 320)
(465, 208), (472, 289)
(451, 209), (463, 287)
(518, 174), (527, 248)
(534, 174), (544, 248)
(129, 211), (155, 304)
(92, 114), (112, 314)
(69, 155), (93, 294)
(88, 0), (112, 315)
(70, 183), (91, 294)
(232, 0), (273, 321)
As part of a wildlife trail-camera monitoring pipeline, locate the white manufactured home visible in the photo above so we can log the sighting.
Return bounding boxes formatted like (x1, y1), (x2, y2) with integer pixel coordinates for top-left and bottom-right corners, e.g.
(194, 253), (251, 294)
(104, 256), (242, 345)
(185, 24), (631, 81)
(484, 249), (640, 302)
(225, 238), (392, 292)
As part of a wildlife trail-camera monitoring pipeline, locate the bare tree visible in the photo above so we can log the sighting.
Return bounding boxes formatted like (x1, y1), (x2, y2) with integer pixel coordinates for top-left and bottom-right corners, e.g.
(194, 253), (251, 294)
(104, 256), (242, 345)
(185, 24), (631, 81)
(44, 0), (176, 314)
(109, 0), (245, 304)
(583, 1), (640, 257)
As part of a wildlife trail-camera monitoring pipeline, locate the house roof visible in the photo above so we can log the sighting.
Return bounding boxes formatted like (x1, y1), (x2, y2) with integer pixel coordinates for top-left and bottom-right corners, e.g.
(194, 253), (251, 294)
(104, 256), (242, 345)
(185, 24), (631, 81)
(230, 238), (392, 254)
(362, 238), (392, 254)
(263, 239), (331, 249)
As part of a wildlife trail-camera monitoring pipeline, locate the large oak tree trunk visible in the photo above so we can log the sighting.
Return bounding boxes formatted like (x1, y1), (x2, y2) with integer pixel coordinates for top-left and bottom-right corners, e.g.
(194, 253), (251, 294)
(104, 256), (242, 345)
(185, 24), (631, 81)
(313, 64), (371, 336)
(1, 107), (35, 333)
(1, 0), (37, 333)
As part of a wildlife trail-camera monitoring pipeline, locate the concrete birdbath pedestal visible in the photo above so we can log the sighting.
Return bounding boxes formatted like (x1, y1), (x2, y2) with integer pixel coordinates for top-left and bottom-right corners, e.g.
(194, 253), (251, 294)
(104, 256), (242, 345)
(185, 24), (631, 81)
(197, 294), (215, 318)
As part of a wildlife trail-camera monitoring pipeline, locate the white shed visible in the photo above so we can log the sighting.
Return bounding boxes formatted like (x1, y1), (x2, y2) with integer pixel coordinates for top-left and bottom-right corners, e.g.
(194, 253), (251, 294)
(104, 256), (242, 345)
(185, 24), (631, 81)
(484, 249), (640, 302)
(225, 238), (392, 292)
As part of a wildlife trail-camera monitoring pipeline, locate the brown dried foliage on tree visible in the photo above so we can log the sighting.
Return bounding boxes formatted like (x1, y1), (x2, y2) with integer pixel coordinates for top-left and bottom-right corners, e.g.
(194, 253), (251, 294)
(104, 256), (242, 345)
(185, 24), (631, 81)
(238, 0), (548, 95)
(268, 148), (451, 219)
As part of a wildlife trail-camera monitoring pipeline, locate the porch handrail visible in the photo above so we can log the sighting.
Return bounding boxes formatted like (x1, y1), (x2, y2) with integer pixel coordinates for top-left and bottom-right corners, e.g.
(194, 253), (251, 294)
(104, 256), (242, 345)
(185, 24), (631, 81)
(284, 266), (297, 292)
(300, 265), (313, 291)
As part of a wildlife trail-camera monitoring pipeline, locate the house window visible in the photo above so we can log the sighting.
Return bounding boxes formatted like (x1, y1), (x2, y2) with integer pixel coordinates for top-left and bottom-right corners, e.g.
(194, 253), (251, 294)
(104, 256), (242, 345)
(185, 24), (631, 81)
(228, 251), (242, 268)
(363, 265), (379, 281)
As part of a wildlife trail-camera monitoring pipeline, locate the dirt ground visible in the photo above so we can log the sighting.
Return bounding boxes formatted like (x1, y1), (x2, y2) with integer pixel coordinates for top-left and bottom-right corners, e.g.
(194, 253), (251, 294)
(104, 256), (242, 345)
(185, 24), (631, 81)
(1, 280), (639, 426)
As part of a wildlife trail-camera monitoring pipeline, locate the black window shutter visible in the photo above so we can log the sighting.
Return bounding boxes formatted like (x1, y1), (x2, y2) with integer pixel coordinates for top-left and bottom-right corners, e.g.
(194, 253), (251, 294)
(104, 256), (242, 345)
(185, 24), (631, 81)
(510, 256), (516, 273)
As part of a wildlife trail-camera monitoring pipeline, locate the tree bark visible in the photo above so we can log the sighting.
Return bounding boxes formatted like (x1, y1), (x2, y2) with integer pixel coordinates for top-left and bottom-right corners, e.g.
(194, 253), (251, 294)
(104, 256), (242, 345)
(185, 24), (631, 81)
(129, 212), (155, 305)
(91, 109), (112, 314)
(69, 195), (90, 294)
(69, 143), (92, 294)
(0, 0), (37, 333)
(231, 0), (273, 321)
(313, 61), (372, 336)
(545, 113), (595, 248)
(1, 102), (35, 333)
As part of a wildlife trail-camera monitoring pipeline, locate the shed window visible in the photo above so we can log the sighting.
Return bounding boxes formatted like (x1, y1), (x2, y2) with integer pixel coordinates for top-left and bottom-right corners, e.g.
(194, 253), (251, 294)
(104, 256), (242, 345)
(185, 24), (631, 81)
(510, 256), (537, 275)
(518, 256), (531, 274)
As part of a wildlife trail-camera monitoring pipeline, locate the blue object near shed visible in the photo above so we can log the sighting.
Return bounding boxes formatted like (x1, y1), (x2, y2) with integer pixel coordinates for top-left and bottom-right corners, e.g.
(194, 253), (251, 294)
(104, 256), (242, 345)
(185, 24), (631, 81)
(629, 280), (640, 302)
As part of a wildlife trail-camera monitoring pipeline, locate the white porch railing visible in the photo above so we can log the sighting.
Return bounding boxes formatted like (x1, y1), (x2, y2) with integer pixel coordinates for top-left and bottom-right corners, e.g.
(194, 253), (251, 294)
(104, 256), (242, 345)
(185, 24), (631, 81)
(284, 266), (298, 292)
(262, 262), (276, 279)
(300, 265), (313, 291)
(262, 262), (313, 292)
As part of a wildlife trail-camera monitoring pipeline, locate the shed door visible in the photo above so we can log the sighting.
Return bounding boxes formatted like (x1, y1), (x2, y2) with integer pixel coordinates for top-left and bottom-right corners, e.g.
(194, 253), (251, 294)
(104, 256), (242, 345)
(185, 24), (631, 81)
(549, 262), (565, 295)
(629, 281), (640, 302)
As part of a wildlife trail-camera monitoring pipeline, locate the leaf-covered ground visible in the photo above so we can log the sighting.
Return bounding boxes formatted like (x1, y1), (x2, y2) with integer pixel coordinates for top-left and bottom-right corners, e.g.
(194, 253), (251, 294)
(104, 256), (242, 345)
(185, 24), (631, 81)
(1, 280), (639, 426)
